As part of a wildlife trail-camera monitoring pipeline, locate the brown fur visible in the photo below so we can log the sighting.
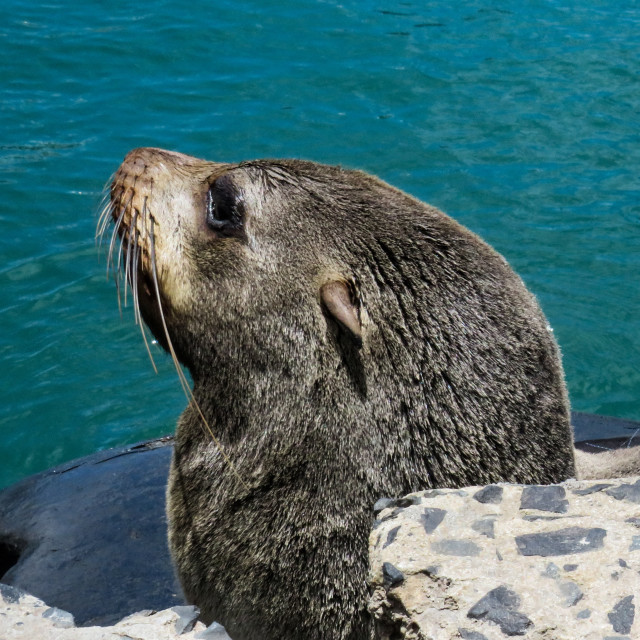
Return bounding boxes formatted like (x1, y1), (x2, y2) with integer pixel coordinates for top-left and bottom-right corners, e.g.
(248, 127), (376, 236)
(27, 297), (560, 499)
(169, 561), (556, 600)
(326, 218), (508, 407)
(576, 443), (640, 480)
(108, 147), (575, 640)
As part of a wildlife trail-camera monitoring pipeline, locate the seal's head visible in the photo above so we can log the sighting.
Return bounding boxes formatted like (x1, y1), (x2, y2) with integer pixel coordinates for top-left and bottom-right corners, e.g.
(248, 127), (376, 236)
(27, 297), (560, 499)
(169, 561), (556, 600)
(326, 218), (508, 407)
(105, 147), (574, 639)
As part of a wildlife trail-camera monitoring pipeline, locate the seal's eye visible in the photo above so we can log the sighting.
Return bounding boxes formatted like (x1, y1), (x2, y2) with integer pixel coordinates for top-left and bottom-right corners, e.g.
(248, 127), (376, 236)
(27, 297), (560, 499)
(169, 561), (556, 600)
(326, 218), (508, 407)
(206, 174), (244, 238)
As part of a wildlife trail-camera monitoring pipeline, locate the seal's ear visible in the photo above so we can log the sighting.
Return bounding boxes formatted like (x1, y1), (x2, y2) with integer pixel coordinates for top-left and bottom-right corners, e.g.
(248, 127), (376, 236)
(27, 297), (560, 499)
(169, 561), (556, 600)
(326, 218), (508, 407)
(321, 280), (362, 347)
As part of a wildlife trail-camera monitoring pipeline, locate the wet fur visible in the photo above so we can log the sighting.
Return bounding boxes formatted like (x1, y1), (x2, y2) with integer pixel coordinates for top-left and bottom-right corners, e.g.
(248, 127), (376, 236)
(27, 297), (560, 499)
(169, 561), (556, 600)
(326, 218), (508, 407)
(105, 148), (575, 640)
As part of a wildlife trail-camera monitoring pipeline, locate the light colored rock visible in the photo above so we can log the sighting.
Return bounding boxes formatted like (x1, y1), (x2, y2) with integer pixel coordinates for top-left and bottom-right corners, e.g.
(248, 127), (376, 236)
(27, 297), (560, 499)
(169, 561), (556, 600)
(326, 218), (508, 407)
(0, 588), (232, 640)
(368, 477), (640, 640)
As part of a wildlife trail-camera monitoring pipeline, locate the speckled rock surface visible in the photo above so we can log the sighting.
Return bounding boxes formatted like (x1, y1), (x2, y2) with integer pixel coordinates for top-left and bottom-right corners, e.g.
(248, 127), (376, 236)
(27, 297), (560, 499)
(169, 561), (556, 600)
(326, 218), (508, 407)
(0, 584), (231, 640)
(369, 478), (640, 640)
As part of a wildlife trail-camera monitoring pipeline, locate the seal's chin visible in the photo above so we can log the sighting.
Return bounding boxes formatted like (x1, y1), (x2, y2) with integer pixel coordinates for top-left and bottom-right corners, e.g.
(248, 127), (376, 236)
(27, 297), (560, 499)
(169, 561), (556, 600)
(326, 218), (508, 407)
(134, 270), (171, 349)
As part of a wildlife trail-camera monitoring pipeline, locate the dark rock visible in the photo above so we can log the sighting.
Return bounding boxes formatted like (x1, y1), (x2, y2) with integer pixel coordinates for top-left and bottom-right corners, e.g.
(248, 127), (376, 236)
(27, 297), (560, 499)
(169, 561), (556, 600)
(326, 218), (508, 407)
(576, 608), (591, 619)
(432, 539), (480, 557)
(473, 485), (503, 504)
(382, 562), (405, 587)
(563, 564), (578, 572)
(422, 489), (447, 499)
(606, 479), (640, 505)
(619, 559), (629, 568)
(421, 508), (446, 534)
(458, 628), (488, 640)
(630, 536), (640, 552)
(394, 495), (422, 508)
(572, 483), (613, 496)
(0, 437), (182, 626)
(515, 527), (606, 557)
(374, 495), (422, 514)
(383, 526), (400, 549)
(542, 562), (559, 578)
(42, 606), (75, 628)
(626, 517), (640, 527)
(373, 496), (422, 525)
(372, 509), (402, 530)
(520, 485), (568, 513)
(467, 585), (533, 636)
(471, 516), (496, 539)
(572, 412), (640, 442)
(373, 507), (403, 528)
(608, 595), (635, 634)
(173, 605), (200, 634)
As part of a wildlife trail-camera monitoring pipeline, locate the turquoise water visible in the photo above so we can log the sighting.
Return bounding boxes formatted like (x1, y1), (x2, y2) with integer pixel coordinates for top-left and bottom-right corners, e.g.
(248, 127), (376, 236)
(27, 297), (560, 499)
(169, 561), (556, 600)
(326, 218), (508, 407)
(1, 0), (638, 488)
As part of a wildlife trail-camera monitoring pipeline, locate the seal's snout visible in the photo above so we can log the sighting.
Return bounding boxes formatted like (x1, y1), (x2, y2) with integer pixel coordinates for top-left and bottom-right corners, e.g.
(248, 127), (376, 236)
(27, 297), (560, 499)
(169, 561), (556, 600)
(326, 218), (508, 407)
(120, 146), (201, 172)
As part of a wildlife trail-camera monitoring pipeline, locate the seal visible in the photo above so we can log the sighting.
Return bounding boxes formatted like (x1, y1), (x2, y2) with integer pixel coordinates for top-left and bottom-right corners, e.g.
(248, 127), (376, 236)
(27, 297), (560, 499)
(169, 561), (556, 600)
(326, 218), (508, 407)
(105, 147), (575, 640)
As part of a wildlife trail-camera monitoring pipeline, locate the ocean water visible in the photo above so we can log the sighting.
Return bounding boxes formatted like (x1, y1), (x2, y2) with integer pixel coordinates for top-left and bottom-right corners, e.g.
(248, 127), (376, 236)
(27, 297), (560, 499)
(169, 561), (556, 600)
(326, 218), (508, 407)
(1, 0), (638, 488)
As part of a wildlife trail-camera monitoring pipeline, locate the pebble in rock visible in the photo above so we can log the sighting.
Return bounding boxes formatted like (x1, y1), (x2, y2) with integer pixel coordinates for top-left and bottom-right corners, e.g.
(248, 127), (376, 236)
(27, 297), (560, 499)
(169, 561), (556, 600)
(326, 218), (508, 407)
(173, 605), (200, 634)
(467, 585), (533, 636)
(42, 606), (75, 629)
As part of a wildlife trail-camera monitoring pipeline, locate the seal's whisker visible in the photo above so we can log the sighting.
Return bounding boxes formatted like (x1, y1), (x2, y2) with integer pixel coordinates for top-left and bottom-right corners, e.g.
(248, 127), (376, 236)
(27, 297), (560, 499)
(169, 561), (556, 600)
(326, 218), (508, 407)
(148, 216), (246, 488)
(96, 179), (115, 241)
(139, 321), (158, 374)
(130, 226), (158, 374)
(96, 198), (113, 246)
(114, 224), (126, 315)
(131, 225), (141, 325)
(129, 223), (154, 369)
(98, 171), (116, 223)
(125, 209), (139, 310)
(107, 191), (134, 280)
(107, 204), (126, 280)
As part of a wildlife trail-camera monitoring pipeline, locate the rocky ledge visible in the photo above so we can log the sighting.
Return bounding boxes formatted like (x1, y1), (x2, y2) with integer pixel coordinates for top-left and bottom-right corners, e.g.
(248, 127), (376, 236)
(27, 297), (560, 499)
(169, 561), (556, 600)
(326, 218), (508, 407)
(369, 477), (640, 640)
(0, 584), (231, 640)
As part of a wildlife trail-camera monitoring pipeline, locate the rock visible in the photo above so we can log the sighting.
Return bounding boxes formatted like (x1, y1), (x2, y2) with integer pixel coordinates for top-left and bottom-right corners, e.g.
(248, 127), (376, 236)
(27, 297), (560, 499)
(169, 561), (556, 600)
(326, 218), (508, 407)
(606, 478), (640, 504)
(173, 605), (200, 634)
(519, 485), (568, 513)
(473, 485), (503, 505)
(369, 477), (640, 639)
(42, 606), (75, 628)
(467, 585), (532, 636)
(382, 562), (405, 587)
(0, 592), (209, 639)
(0, 584), (32, 605)
(608, 595), (635, 635)
(515, 526), (607, 556)
(0, 437), (182, 626)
